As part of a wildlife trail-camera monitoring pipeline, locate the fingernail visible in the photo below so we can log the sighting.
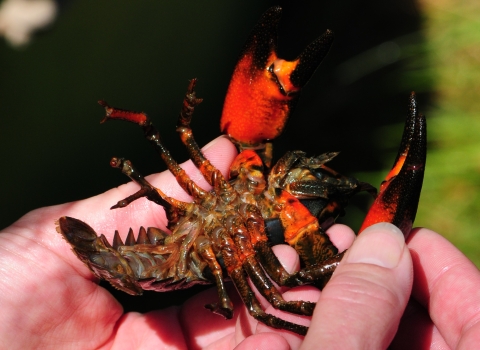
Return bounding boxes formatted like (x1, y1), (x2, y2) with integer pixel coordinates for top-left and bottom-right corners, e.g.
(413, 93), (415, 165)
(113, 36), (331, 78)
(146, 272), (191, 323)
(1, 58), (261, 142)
(345, 223), (405, 268)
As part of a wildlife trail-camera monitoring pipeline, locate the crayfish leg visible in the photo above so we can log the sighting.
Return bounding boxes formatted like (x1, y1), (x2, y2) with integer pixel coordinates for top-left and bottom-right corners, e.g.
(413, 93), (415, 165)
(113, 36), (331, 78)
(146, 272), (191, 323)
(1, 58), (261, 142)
(195, 236), (234, 319)
(99, 100), (216, 208)
(176, 79), (237, 202)
(209, 217), (311, 335)
(225, 211), (315, 316)
(359, 92), (426, 237)
(229, 267), (308, 336)
(108, 157), (193, 219)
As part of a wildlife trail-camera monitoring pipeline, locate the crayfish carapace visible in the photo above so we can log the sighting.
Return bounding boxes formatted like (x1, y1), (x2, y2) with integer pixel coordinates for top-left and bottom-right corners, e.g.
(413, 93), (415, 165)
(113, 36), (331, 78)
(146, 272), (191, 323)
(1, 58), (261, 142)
(57, 6), (426, 336)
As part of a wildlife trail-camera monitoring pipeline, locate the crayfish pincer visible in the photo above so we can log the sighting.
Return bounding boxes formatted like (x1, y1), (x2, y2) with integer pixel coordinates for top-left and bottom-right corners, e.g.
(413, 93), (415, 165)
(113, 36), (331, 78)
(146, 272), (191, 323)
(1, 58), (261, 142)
(57, 6), (426, 336)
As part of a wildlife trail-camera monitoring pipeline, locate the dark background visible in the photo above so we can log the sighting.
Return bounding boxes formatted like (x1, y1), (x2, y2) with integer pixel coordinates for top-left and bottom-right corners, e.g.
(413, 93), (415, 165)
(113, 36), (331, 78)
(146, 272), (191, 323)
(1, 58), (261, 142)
(0, 1), (429, 311)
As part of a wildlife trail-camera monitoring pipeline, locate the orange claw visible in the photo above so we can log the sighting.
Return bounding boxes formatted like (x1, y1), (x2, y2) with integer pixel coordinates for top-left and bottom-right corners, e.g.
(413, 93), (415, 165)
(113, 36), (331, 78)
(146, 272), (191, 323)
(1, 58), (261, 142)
(220, 6), (334, 149)
(359, 92), (426, 237)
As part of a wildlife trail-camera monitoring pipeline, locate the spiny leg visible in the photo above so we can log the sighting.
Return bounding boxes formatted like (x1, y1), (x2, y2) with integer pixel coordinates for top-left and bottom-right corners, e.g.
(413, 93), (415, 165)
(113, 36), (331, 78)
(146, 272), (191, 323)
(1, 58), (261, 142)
(230, 268), (308, 335)
(195, 235), (234, 319)
(225, 213), (315, 316)
(176, 79), (235, 198)
(109, 157), (192, 214)
(99, 100), (216, 208)
(240, 202), (341, 289)
(251, 239), (342, 289)
(216, 225), (309, 335)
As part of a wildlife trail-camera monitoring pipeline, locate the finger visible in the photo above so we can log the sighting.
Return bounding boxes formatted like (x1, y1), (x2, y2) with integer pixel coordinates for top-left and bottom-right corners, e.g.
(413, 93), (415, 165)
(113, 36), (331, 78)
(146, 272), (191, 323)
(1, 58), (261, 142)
(325, 223), (356, 252)
(234, 333), (290, 350)
(390, 298), (450, 349)
(406, 227), (480, 349)
(110, 308), (188, 349)
(302, 223), (413, 349)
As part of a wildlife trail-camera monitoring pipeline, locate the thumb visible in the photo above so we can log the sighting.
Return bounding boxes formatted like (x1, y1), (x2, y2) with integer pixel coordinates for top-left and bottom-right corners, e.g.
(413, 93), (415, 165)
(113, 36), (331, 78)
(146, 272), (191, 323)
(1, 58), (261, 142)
(302, 223), (413, 349)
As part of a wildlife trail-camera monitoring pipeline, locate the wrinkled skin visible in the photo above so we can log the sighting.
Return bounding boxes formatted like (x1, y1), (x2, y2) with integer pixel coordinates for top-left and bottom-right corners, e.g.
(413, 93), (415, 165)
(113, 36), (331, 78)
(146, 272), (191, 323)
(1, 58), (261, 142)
(1, 137), (480, 349)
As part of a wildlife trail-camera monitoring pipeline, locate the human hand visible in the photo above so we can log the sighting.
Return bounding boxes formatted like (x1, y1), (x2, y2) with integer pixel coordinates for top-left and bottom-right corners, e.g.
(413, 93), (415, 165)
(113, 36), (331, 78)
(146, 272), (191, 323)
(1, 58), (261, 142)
(1, 136), (479, 349)
(298, 226), (480, 349)
(389, 226), (480, 349)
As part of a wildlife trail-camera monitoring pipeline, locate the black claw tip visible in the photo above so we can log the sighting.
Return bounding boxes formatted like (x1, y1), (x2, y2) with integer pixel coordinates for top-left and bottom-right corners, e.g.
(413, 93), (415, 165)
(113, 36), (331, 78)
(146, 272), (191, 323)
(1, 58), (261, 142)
(290, 29), (334, 88)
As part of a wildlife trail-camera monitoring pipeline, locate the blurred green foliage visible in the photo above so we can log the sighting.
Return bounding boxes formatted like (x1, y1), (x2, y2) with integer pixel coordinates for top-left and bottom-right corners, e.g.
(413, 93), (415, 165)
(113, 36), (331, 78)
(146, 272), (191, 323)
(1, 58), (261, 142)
(413, 1), (480, 266)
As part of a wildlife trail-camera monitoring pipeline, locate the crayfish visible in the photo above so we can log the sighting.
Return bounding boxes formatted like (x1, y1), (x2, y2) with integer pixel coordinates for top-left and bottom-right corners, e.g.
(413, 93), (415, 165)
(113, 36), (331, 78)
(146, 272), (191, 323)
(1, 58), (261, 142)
(57, 6), (426, 336)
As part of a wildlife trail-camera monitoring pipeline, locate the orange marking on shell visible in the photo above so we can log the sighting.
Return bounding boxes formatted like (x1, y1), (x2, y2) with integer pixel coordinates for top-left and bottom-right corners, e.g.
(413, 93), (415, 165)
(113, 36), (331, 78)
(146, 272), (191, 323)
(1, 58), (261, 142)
(249, 228), (268, 245)
(273, 58), (300, 94)
(277, 191), (317, 245)
(220, 53), (294, 145)
(229, 150), (263, 177)
(359, 150), (408, 233)
(358, 184), (398, 233)
(382, 153), (407, 190)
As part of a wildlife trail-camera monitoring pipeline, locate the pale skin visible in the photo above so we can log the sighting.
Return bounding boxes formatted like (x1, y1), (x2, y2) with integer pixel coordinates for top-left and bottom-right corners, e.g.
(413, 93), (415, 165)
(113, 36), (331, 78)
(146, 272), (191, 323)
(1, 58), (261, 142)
(1, 136), (479, 349)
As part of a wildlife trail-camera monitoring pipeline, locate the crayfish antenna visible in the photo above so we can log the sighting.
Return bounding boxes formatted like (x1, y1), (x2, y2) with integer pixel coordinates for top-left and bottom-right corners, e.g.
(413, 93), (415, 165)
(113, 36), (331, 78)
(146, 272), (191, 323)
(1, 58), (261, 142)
(359, 92), (426, 237)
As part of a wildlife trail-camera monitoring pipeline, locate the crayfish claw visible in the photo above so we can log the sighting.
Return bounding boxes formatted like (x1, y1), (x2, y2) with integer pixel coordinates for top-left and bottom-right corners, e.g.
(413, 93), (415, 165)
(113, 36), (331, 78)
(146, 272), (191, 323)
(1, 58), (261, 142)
(220, 6), (333, 150)
(359, 92), (426, 236)
(290, 28), (334, 89)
